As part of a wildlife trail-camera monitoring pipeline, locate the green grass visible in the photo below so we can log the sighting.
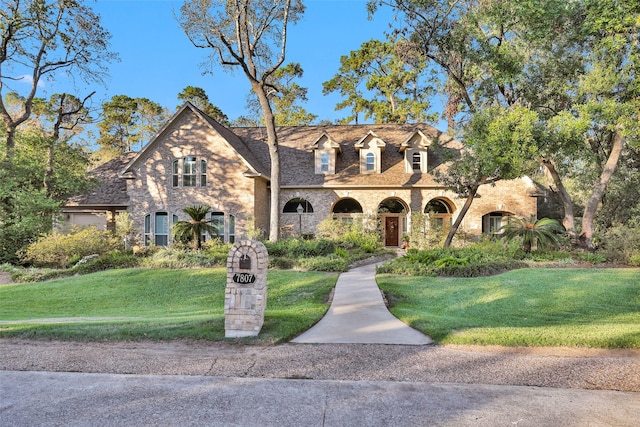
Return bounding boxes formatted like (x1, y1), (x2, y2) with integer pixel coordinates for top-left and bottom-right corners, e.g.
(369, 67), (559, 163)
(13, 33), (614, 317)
(0, 268), (337, 343)
(377, 268), (640, 349)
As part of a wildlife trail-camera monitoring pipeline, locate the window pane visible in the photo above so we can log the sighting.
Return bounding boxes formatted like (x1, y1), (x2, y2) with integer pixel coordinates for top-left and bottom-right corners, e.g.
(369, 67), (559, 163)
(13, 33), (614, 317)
(412, 153), (421, 171)
(183, 157), (197, 187)
(154, 213), (168, 247)
(155, 212), (168, 234)
(366, 153), (375, 171)
(229, 215), (235, 243)
(320, 153), (329, 172)
(211, 212), (224, 240)
(201, 160), (207, 186)
(172, 160), (179, 187)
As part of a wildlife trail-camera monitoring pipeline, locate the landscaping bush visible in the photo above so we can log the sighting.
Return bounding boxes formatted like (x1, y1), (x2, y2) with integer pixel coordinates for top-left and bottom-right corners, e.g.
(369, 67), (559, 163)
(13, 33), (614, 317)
(296, 254), (350, 272)
(381, 240), (533, 277)
(599, 225), (640, 264)
(20, 226), (120, 268)
(140, 247), (225, 269)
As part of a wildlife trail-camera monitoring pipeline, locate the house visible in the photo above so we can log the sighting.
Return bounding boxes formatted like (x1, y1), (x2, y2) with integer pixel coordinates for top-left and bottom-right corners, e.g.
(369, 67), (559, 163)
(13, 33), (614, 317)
(63, 102), (540, 247)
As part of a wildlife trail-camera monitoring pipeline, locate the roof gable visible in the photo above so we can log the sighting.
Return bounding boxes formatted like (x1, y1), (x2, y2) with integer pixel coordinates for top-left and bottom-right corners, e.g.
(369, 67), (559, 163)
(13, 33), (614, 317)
(120, 102), (268, 179)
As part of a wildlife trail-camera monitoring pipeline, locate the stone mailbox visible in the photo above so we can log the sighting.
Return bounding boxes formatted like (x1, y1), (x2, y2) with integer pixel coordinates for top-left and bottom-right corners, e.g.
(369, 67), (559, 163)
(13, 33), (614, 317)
(224, 240), (268, 338)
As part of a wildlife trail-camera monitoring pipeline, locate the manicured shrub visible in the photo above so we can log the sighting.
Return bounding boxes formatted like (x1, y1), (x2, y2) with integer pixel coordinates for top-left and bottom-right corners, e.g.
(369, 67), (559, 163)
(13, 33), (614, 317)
(20, 226), (120, 268)
(140, 247), (224, 269)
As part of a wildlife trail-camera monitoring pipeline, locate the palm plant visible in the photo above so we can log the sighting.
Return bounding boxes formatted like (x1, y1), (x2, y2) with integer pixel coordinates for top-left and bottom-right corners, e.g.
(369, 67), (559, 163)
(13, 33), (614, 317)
(172, 205), (218, 251)
(500, 216), (565, 253)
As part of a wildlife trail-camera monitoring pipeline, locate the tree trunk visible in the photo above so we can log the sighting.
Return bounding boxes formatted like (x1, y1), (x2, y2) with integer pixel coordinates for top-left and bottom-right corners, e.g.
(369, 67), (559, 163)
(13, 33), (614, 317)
(253, 82), (281, 242)
(541, 158), (576, 239)
(443, 184), (478, 247)
(3, 126), (17, 162)
(580, 131), (625, 250)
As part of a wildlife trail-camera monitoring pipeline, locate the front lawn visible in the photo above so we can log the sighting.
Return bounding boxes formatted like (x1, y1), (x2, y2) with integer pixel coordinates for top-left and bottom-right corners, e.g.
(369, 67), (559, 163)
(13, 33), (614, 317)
(0, 268), (337, 343)
(377, 268), (640, 348)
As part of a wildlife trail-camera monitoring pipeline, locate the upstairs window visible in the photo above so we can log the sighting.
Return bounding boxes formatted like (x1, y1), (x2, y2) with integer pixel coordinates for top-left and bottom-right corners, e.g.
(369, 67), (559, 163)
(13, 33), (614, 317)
(172, 157), (207, 187)
(320, 153), (329, 172)
(365, 153), (375, 171)
(412, 153), (422, 171)
(183, 156), (197, 187)
(172, 160), (179, 187)
(200, 160), (207, 186)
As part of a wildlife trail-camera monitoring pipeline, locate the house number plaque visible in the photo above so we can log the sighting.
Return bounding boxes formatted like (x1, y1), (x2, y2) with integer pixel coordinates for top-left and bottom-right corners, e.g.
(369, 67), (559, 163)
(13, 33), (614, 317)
(233, 272), (256, 284)
(225, 240), (268, 338)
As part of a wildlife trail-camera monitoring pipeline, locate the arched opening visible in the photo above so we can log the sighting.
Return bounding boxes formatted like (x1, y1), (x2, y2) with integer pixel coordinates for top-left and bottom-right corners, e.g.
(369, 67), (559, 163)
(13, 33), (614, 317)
(424, 198), (454, 231)
(332, 198), (363, 214)
(283, 198), (314, 213)
(378, 198), (409, 247)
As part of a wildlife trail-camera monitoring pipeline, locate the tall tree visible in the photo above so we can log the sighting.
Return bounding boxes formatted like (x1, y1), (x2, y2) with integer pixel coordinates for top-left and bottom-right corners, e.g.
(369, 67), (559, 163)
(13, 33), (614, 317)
(97, 95), (166, 154)
(436, 106), (540, 247)
(323, 39), (435, 124)
(177, 85), (230, 126)
(0, 0), (116, 162)
(371, 0), (640, 249)
(269, 62), (317, 126)
(33, 92), (94, 195)
(179, 0), (305, 241)
(243, 62), (317, 126)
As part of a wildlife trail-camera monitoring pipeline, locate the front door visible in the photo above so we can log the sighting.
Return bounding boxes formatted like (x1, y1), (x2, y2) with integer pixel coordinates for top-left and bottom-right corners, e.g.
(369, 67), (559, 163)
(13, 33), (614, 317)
(385, 216), (399, 247)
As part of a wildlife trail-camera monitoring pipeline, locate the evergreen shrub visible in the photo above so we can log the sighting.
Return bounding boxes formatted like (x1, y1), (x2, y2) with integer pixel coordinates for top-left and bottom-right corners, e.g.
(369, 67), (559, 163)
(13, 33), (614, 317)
(21, 226), (120, 268)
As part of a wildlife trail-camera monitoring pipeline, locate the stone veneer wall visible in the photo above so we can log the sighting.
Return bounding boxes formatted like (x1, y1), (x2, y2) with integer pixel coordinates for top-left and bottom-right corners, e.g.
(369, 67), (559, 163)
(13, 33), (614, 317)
(278, 177), (537, 239)
(126, 110), (259, 244)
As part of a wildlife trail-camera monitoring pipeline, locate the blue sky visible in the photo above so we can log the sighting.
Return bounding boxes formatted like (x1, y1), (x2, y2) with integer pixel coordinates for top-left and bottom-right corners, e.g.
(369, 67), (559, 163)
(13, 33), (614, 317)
(61, 0), (401, 124)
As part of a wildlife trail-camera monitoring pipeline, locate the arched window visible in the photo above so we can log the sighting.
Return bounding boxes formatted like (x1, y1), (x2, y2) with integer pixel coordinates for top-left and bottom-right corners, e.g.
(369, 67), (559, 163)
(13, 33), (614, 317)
(154, 212), (169, 246)
(283, 198), (314, 213)
(172, 157), (207, 187)
(332, 198), (363, 214)
(183, 156), (197, 187)
(424, 199), (454, 232)
(211, 212), (224, 239)
(378, 198), (407, 214)
(425, 199), (452, 214)
(365, 153), (375, 171)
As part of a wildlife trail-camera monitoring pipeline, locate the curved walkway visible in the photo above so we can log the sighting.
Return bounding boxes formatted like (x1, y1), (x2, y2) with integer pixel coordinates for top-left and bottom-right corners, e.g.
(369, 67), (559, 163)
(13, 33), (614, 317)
(291, 263), (432, 345)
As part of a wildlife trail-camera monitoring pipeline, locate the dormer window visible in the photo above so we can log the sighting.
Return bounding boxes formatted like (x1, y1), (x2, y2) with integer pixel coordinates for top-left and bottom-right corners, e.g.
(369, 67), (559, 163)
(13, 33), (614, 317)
(310, 132), (341, 175)
(400, 130), (431, 173)
(172, 156), (208, 187)
(355, 131), (385, 174)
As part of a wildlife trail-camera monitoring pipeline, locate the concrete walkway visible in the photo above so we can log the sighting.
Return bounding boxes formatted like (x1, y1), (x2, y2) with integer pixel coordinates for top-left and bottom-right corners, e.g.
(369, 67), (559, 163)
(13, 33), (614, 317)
(291, 263), (432, 345)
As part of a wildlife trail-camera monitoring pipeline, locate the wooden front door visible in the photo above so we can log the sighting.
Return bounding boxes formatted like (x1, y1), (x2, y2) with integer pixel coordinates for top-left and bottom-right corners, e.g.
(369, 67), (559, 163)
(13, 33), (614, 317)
(385, 216), (399, 247)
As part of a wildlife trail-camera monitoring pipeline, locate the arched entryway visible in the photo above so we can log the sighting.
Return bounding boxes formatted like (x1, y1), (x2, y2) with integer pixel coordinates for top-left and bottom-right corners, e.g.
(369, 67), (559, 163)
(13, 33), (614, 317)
(378, 198), (408, 247)
(424, 198), (455, 232)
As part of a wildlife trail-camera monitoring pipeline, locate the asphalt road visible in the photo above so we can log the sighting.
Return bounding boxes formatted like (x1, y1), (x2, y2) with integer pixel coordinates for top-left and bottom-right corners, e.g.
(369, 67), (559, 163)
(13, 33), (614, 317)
(1, 339), (639, 426)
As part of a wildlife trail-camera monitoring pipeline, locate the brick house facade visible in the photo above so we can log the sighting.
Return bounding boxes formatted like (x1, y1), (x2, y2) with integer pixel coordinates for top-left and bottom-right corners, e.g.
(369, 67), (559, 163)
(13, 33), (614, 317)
(64, 102), (541, 247)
